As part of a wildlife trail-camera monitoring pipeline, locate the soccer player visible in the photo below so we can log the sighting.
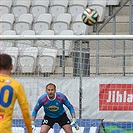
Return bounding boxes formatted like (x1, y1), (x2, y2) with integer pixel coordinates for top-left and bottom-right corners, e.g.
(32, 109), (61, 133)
(0, 54), (32, 133)
(31, 83), (79, 133)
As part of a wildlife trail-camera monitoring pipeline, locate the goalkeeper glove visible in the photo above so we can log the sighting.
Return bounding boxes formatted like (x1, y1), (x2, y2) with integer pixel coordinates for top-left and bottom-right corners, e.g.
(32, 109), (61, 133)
(32, 120), (36, 130)
(70, 118), (79, 130)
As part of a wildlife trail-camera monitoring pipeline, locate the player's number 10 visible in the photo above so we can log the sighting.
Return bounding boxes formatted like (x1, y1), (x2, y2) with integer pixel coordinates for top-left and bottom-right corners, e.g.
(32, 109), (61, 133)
(0, 86), (13, 107)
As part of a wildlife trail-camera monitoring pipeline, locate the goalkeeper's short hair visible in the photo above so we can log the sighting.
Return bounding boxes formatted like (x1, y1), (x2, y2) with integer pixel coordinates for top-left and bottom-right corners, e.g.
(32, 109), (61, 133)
(46, 83), (56, 89)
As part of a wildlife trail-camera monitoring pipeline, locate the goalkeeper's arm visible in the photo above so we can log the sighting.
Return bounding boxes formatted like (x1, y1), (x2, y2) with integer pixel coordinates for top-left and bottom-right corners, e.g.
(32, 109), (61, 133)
(31, 116), (36, 130)
(70, 113), (79, 130)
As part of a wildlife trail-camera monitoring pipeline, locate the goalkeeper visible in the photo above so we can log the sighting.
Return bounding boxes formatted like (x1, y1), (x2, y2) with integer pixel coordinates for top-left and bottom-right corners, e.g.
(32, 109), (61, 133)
(31, 83), (79, 133)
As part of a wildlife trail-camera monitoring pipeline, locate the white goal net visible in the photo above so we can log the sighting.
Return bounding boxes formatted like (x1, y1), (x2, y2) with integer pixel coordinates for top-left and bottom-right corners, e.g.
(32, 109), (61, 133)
(1, 35), (133, 133)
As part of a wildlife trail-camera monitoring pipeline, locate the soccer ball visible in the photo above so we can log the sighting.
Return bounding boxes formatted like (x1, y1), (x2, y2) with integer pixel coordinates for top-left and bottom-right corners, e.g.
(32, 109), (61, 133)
(82, 8), (99, 26)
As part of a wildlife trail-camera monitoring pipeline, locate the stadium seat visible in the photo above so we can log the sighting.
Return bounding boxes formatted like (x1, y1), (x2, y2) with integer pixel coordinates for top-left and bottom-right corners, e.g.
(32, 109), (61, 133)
(0, 40), (15, 54)
(0, 0), (12, 17)
(71, 13), (89, 35)
(52, 13), (71, 35)
(30, 0), (50, 21)
(68, 0), (87, 21)
(12, 127), (24, 133)
(18, 47), (38, 73)
(32, 13), (52, 35)
(35, 30), (55, 49)
(106, 0), (120, 5)
(0, 13), (15, 34)
(4, 47), (19, 73)
(14, 13), (33, 34)
(54, 30), (74, 56)
(11, 0), (31, 21)
(0, 30), (16, 53)
(38, 48), (57, 73)
(21, 30), (35, 35)
(16, 30), (35, 54)
(49, 0), (69, 21)
(89, 0), (106, 22)
(2, 30), (16, 35)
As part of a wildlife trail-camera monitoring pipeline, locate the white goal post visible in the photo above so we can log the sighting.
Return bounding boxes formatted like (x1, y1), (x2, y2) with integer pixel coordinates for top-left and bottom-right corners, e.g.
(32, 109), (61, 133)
(1, 35), (133, 133)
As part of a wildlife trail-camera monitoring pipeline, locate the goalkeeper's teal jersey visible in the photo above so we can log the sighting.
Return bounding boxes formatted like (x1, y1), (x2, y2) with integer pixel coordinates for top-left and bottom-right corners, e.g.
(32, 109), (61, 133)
(32, 92), (75, 118)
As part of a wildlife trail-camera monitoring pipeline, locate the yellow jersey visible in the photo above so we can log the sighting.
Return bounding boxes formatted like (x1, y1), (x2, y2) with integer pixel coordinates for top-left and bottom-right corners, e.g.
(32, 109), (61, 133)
(0, 74), (30, 133)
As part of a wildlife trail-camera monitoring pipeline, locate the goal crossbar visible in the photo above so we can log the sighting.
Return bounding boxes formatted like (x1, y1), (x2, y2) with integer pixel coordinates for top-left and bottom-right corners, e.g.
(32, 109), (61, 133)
(0, 35), (133, 40)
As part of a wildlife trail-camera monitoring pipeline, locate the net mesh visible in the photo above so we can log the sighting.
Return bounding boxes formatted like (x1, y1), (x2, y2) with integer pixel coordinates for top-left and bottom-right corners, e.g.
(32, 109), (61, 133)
(1, 39), (132, 77)
(1, 38), (133, 133)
